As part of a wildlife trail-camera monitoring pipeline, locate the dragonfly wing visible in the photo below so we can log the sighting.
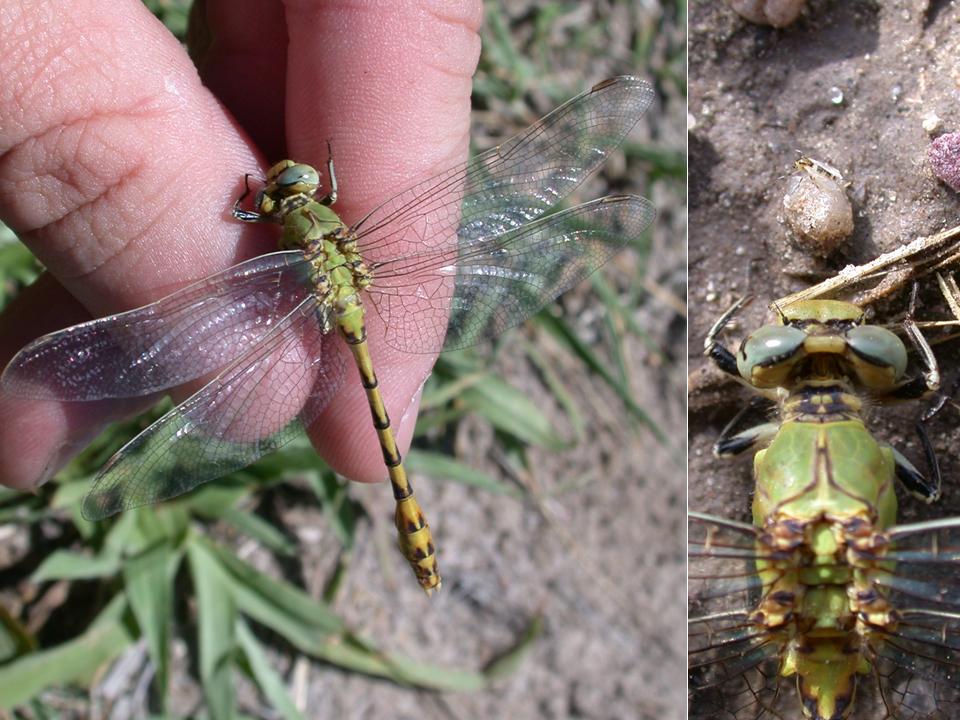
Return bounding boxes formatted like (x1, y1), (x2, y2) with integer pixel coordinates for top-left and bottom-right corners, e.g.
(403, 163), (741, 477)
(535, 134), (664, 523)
(82, 297), (344, 520)
(858, 518), (960, 716)
(2, 251), (312, 401)
(368, 195), (655, 354)
(688, 513), (791, 719)
(351, 76), (655, 261)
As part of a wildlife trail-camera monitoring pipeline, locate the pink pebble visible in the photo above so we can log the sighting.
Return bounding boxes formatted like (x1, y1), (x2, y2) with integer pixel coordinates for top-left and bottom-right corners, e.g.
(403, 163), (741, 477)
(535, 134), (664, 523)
(929, 132), (960, 192)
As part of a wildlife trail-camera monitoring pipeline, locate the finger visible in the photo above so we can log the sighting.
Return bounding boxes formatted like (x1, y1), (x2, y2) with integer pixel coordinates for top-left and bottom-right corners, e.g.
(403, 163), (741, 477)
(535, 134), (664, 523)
(0, 0), (267, 489)
(192, 0), (289, 160)
(0, 274), (155, 490)
(281, 0), (482, 483)
(0, 0), (270, 314)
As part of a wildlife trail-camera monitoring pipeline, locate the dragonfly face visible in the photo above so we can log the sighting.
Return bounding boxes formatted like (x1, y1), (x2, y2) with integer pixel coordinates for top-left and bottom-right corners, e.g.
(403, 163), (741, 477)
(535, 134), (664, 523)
(736, 300), (908, 391)
(249, 160), (325, 218)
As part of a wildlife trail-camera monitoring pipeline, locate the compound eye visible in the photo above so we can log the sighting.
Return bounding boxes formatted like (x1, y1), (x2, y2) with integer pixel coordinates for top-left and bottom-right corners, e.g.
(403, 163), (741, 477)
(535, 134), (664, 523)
(737, 325), (807, 385)
(275, 164), (320, 195)
(846, 325), (907, 380)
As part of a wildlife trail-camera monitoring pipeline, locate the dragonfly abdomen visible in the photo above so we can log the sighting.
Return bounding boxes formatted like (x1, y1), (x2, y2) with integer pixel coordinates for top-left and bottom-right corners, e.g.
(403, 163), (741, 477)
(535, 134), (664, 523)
(337, 305), (440, 594)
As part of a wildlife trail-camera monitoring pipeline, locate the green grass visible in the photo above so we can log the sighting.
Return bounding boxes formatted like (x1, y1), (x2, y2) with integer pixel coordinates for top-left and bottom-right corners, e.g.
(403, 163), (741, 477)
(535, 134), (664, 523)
(0, 1), (686, 716)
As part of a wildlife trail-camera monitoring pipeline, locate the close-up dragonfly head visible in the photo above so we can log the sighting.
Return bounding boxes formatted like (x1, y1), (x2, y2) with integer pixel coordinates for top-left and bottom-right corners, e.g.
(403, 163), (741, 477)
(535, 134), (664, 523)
(250, 159), (324, 216)
(736, 300), (908, 391)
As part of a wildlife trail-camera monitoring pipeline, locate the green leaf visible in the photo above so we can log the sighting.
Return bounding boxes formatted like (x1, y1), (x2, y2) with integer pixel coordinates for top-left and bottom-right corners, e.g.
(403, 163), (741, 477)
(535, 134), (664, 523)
(0, 605), (34, 662)
(125, 542), (179, 705)
(536, 312), (667, 445)
(31, 550), (120, 582)
(179, 477), (250, 518)
(460, 377), (567, 451)
(220, 506), (297, 557)
(0, 615), (132, 708)
(197, 537), (343, 639)
(518, 337), (585, 441)
(187, 541), (237, 720)
(482, 613), (544, 681)
(303, 472), (359, 549)
(311, 634), (488, 692)
(236, 619), (305, 720)
(132, 505), (189, 549)
(406, 450), (523, 498)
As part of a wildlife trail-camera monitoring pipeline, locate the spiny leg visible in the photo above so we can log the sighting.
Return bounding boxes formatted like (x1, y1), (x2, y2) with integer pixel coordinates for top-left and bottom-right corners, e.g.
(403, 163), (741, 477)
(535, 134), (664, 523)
(895, 282), (941, 397)
(705, 296), (754, 378)
(878, 290), (952, 502)
(895, 374), (960, 502)
(714, 396), (779, 458)
(321, 140), (338, 206)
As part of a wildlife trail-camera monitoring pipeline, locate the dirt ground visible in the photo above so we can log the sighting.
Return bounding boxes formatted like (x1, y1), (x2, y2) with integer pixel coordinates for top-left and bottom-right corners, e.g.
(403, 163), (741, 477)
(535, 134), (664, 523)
(689, 0), (960, 717)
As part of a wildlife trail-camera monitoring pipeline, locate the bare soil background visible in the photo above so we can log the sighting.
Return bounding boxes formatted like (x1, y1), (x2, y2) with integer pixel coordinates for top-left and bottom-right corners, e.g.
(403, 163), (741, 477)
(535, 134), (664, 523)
(689, 0), (960, 717)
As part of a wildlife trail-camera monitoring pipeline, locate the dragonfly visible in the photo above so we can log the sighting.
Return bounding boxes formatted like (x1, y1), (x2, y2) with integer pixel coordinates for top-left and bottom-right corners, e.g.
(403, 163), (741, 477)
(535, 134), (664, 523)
(689, 297), (960, 719)
(1, 76), (656, 595)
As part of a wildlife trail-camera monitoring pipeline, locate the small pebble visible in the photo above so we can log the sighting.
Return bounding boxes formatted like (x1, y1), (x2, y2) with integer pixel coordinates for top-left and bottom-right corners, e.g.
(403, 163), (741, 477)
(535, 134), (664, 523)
(922, 112), (942, 134)
(929, 132), (960, 192)
(727, 0), (806, 27)
(782, 157), (854, 256)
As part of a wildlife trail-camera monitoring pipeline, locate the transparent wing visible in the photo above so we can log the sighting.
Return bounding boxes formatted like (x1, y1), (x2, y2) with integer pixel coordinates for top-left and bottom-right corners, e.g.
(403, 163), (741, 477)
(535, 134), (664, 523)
(2, 251), (311, 401)
(351, 76), (654, 262)
(688, 513), (787, 720)
(368, 195), (655, 353)
(689, 513), (960, 719)
(861, 517), (960, 716)
(82, 297), (344, 520)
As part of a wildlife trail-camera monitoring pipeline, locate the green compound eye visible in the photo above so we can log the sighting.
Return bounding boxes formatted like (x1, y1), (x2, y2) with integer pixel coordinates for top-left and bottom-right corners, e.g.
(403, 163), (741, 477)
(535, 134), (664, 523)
(846, 325), (908, 380)
(276, 164), (320, 194)
(737, 324), (807, 383)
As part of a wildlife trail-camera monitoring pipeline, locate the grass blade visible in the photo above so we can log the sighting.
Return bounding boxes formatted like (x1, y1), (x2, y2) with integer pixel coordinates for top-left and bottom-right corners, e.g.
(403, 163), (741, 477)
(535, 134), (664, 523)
(236, 619), (305, 720)
(187, 541), (237, 720)
(124, 542), (178, 705)
(406, 450), (523, 498)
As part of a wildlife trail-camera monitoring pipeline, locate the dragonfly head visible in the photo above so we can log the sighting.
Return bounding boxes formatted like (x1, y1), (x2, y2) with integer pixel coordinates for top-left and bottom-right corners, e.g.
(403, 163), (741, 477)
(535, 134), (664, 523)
(736, 300), (908, 390)
(254, 160), (322, 215)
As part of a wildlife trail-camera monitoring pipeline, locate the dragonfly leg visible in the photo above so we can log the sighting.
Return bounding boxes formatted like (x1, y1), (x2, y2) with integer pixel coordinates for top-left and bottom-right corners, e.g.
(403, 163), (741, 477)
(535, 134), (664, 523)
(894, 373), (960, 502)
(891, 443), (940, 503)
(714, 396), (778, 457)
(888, 283), (941, 400)
(233, 174), (267, 223)
(705, 296), (753, 378)
(322, 140), (338, 206)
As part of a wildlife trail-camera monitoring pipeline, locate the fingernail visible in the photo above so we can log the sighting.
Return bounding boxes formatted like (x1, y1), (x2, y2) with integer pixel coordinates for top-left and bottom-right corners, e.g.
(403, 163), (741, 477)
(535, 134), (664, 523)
(399, 377), (429, 428)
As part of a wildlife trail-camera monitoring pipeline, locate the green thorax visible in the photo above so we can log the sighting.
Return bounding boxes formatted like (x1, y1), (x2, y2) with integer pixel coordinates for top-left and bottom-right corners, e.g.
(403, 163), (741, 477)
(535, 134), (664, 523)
(753, 418), (897, 528)
(281, 200), (372, 329)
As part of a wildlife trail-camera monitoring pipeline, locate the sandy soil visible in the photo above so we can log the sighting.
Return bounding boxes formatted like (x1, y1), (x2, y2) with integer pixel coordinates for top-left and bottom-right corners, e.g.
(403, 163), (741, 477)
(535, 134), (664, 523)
(689, 0), (960, 717)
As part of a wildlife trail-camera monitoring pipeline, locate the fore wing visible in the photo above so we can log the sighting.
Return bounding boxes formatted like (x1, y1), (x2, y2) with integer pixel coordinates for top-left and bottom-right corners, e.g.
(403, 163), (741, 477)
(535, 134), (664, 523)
(351, 76), (655, 262)
(2, 251), (311, 401)
(82, 296), (344, 520)
(369, 195), (655, 353)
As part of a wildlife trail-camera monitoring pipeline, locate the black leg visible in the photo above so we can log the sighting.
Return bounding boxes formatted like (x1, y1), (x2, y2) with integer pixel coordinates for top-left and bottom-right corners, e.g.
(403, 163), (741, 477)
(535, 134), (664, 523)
(705, 296), (753, 379)
(714, 396), (777, 458)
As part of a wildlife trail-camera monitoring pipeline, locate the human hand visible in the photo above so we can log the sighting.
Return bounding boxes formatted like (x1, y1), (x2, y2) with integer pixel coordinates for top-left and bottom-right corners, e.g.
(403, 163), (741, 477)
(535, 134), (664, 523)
(0, 0), (482, 491)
